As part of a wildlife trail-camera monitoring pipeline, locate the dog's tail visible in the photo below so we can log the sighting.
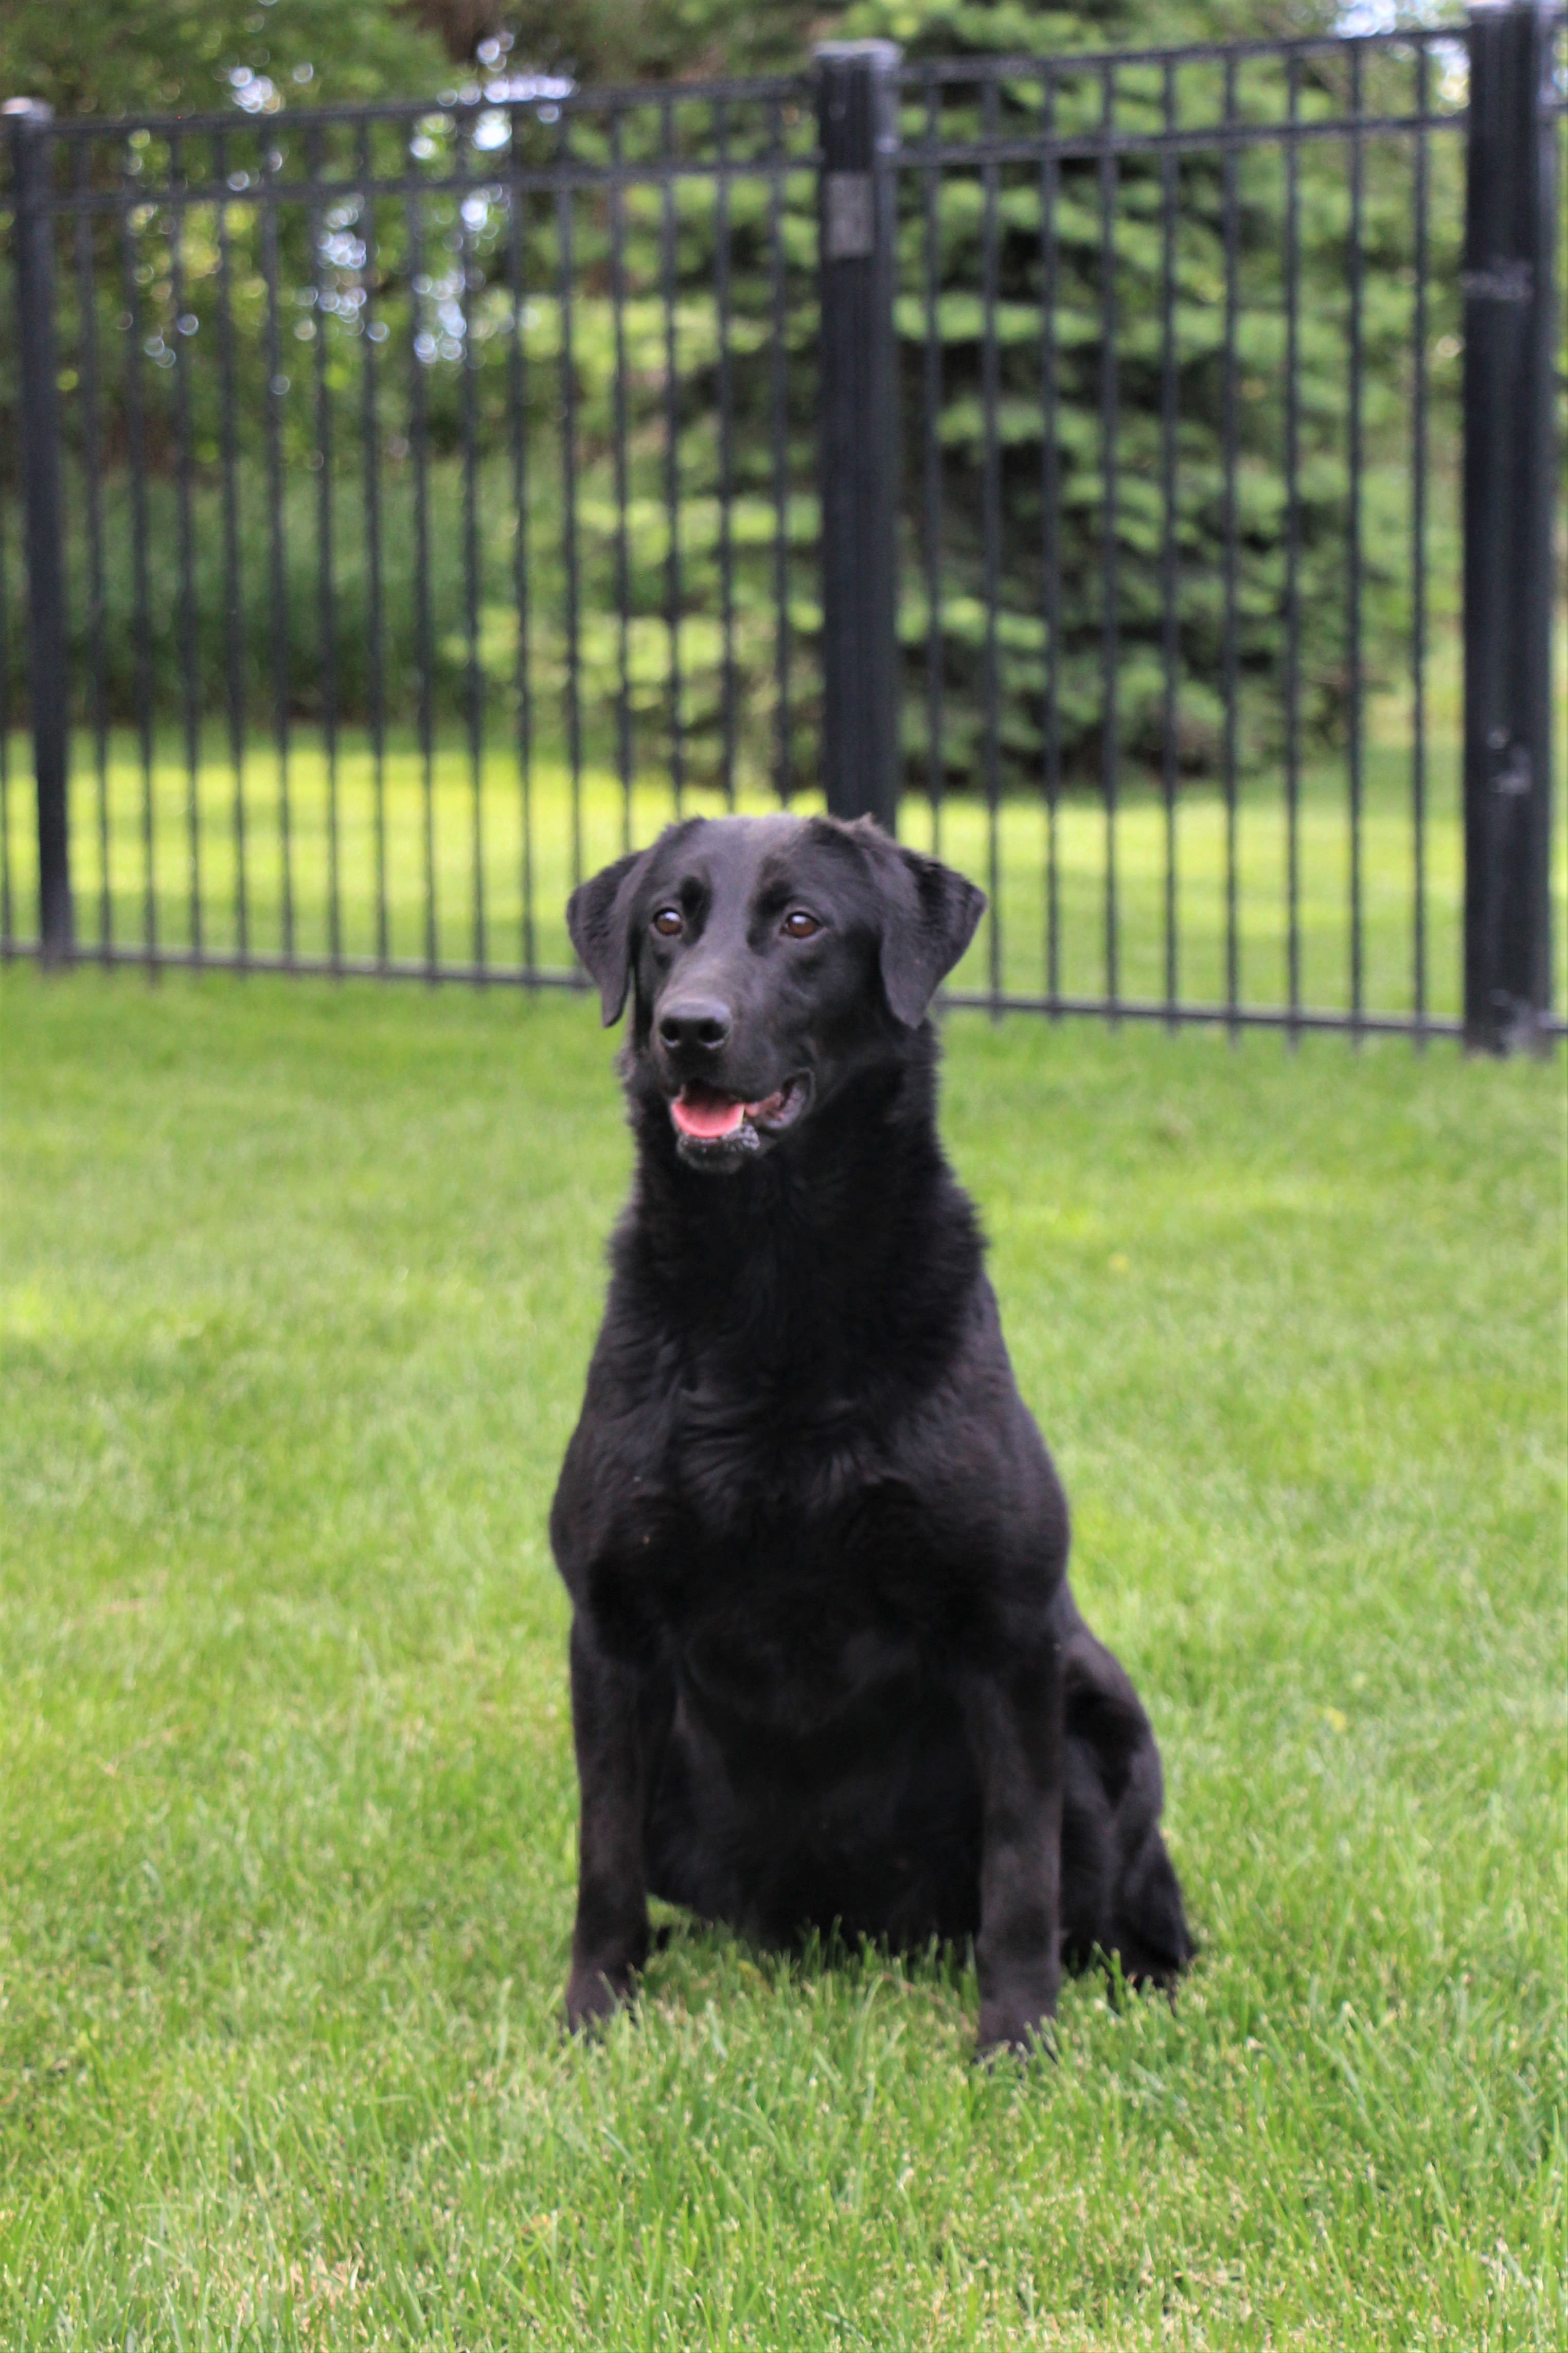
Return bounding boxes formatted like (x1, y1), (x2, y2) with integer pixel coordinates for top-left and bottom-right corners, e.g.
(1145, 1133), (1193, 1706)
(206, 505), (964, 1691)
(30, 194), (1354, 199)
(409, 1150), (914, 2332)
(1113, 1825), (1195, 1987)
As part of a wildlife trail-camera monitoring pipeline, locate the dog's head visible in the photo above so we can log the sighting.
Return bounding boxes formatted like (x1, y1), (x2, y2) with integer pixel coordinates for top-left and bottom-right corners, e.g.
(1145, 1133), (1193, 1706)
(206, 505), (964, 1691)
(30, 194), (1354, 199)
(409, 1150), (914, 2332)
(567, 814), (985, 1172)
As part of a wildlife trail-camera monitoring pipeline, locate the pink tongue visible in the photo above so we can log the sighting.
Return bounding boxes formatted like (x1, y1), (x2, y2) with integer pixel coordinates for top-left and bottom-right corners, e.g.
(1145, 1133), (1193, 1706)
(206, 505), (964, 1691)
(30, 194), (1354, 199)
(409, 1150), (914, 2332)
(672, 1089), (746, 1141)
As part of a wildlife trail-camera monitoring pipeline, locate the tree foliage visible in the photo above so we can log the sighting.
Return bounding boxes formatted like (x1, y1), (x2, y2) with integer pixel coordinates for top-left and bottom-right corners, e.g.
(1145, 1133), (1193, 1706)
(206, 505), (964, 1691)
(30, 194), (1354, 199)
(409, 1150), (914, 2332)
(1, 0), (839, 118)
(2, 0), (1364, 119)
(0, 0), (451, 120)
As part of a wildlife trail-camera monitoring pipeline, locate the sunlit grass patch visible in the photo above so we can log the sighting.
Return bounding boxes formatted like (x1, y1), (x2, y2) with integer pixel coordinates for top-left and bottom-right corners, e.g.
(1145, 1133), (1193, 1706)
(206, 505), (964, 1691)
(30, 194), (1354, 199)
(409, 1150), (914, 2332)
(4, 670), (1565, 1023)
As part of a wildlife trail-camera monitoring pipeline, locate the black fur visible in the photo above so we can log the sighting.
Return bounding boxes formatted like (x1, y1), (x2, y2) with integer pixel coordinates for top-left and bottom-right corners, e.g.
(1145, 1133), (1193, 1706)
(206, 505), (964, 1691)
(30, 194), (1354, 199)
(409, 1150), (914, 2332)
(551, 813), (1192, 2054)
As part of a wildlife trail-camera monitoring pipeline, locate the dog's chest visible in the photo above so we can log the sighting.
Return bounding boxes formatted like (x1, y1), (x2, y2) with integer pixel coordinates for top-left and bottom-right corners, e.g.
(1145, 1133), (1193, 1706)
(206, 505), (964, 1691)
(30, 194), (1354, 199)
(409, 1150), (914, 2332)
(616, 1400), (942, 1727)
(668, 1384), (872, 1524)
(675, 1562), (919, 1736)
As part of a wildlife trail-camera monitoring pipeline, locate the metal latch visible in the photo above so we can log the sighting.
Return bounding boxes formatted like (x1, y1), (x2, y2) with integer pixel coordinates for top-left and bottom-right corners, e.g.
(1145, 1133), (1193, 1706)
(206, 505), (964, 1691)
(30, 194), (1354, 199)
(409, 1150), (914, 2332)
(824, 172), (875, 260)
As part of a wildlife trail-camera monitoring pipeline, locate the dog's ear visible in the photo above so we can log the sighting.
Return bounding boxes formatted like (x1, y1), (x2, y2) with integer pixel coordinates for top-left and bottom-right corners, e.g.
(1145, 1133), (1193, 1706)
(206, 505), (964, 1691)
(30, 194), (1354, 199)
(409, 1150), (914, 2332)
(567, 848), (648, 1026)
(854, 824), (986, 1026)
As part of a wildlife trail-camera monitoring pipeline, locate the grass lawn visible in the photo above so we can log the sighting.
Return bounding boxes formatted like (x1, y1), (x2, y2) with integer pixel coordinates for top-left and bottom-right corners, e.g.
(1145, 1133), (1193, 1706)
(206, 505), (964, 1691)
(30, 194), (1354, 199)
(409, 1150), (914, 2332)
(0, 965), (1562, 2348)
(13, 696), (1568, 1023)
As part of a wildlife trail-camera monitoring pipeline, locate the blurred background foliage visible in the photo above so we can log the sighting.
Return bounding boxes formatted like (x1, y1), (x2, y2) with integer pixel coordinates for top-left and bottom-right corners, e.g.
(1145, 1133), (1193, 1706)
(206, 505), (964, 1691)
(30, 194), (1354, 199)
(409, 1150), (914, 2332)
(1, 0), (1378, 118)
(1, 0), (1469, 802)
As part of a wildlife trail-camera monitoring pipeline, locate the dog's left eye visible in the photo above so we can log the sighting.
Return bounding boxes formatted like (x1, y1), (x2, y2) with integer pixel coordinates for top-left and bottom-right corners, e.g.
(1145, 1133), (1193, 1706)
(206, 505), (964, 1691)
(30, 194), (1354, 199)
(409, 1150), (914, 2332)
(781, 910), (821, 940)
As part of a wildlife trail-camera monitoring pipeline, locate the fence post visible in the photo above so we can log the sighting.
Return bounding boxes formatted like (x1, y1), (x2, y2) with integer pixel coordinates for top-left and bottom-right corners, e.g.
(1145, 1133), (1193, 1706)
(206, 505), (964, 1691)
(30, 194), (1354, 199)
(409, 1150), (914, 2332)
(5, 98), (71, 964)
(814, 41), (902, 834)
(1461, 3), (1555, 1053)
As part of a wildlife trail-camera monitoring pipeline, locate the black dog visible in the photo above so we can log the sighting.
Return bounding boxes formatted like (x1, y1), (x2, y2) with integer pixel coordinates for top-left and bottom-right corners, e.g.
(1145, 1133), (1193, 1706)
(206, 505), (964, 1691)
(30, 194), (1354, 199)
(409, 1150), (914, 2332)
(551, 813), (1192, 2054)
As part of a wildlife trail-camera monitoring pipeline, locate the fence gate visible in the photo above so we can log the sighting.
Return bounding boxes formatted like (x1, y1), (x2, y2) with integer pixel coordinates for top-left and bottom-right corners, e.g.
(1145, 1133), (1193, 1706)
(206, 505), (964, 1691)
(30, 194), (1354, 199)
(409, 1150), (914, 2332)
(2, 7), (1563, 1045)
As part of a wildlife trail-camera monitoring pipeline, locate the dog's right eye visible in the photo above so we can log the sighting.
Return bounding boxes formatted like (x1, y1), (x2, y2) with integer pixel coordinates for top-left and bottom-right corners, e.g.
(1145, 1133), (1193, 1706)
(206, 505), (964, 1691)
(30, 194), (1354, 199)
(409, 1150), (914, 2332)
(651, 908), (683, 939)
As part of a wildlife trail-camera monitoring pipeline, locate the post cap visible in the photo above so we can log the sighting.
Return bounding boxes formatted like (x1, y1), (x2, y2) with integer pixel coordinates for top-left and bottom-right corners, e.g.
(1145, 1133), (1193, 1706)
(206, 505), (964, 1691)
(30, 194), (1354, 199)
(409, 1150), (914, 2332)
(812, 40), (903, 66)
(3, 98), (56, 120)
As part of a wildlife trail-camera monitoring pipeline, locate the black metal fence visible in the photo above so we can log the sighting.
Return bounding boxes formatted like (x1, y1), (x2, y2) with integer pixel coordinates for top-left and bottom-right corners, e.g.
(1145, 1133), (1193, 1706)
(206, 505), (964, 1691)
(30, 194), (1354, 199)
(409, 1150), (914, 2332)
(2, 7), (1563, 1045)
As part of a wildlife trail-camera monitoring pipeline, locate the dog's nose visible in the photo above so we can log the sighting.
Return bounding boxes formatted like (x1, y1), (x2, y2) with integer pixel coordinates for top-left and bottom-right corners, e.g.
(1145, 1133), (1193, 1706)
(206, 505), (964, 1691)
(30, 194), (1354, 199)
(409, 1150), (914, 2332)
(658, 996), (733, 1054)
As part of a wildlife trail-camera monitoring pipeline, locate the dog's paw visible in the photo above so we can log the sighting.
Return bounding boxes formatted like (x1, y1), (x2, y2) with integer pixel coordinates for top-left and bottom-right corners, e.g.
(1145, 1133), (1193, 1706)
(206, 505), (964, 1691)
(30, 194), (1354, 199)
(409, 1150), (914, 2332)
(564, 1959), (638, 2033)
(976, 1983), (1059, 2063)
(975, 2014), (1058, 2063)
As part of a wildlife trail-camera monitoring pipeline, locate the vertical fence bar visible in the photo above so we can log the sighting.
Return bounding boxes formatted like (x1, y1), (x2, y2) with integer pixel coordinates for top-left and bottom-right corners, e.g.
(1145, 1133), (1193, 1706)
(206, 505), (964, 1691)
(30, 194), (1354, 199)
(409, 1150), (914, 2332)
(980, 85), (1003, 1011)
(261, 152), (293, 962)
(0, 413), (10, 955)
(457, 127), (484, 975)
(1098, 62), (1120, 1016)
(815, 40), (902, 834)
(215, 136), (248, 965)
(121, 164), (156, 964)
(1160, 61), (1180, 1028)
(506, 129), (534, 973)
(451, 126), (482, 974)
(658, 100), (683, 823)
(0, 218), (14, 954)
(558, 120), (583, 890)
(1462, 0), (1556, 1051)
(1040, 70), (1061, 1013)
(1411, 41), (1430, 1041)
(357, 127), (386, 971)
(169, 141), (202, 959)
(609, 113), (633, 851)
(922, 68), (945, 861)
(768, 95), (794, 806)
(308, 129), (341, 974)
(715, 98), (738, 808)
(1220, 57), (1239, 1037)
(406, 178), (436, 977)
(1284, 59), (1302, 1042)
(8, 101), (72, 962)
(1346, 43), (1365, 1040)
(74, 140), (111, 958)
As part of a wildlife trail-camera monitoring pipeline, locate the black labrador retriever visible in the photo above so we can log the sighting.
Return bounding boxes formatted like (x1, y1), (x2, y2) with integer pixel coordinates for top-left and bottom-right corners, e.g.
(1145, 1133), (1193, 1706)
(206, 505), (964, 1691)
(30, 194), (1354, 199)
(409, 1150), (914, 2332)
(551, 812), (1192, 2055)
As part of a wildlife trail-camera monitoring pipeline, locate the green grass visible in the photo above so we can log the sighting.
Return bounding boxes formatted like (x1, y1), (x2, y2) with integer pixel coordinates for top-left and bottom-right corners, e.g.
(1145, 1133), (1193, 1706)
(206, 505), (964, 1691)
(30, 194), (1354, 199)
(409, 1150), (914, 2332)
(13, 697), (1568, 1022)
(1, 967), (1563, 2348)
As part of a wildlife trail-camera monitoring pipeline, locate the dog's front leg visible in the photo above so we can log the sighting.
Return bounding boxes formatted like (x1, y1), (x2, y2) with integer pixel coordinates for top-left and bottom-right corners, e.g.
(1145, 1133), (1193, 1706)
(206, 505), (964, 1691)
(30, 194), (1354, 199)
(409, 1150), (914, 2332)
(565, 1614), (652, 2029)
(961, 1635), (1064, 2057)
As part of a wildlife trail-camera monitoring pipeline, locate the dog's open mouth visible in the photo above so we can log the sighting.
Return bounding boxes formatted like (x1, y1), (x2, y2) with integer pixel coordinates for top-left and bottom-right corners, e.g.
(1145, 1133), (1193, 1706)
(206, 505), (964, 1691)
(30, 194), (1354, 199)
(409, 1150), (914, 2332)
(670, 1076), (809, 1151)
